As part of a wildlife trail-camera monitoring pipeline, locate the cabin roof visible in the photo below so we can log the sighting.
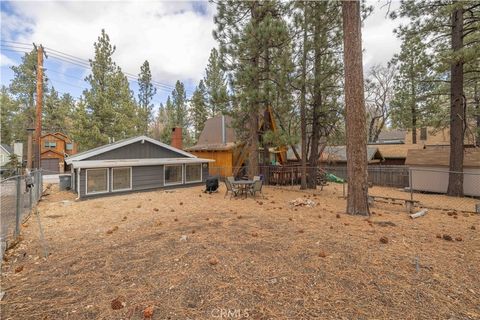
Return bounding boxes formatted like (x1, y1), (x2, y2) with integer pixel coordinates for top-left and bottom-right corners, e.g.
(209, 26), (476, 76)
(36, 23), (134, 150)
(320, 146), (384, 163)
(406, 148), (480, 168)
(0, 144), (13, 154)
(186, 115), (237, 151)
(66, 136), (196, 164)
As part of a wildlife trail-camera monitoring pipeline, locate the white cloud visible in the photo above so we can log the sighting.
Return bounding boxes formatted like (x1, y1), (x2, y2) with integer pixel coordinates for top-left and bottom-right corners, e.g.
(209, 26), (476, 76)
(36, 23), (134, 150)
(3, 1), (216, 86)
(362, 0), (406, 70)
(0, 53), (15, 67)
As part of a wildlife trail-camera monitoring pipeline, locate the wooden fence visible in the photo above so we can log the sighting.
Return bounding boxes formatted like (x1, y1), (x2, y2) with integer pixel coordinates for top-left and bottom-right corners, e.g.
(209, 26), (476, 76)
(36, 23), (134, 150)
(324, 165), (409, 188)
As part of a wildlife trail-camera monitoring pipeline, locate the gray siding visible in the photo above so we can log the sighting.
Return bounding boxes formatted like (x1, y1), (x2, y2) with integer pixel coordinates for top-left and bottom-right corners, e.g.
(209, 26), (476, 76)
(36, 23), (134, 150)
(132, 166), (164, 191)
(77, 163), (209, 199)
(85, 141), (188, 160)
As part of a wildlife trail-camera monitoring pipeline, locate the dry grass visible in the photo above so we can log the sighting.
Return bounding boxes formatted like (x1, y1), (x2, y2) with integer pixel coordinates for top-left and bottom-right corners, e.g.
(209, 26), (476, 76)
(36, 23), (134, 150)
(1, 184), (479, 319)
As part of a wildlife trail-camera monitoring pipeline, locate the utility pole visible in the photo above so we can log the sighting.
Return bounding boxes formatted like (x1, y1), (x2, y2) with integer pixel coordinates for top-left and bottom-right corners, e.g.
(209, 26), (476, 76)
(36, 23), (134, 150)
(34, 44), (46, 170)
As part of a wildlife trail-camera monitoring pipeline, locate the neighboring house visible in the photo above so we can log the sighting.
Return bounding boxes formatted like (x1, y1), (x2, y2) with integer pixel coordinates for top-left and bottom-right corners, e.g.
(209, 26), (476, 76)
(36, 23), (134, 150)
(319, 146), (385, 165)
(369, 126), (477, 165)
(0, 144), (13, 168)
(374, 129), (406, 144)
(404, 126), (476, 147)
(41, 132), (78, 173)
(406, 148), (480, 197)
(65, 135), (214, 200)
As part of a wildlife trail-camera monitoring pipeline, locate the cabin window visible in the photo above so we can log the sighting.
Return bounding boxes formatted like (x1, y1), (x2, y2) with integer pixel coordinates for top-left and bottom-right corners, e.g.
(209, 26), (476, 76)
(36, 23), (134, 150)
(420, 127), (427, 140)
(44, 141), (57, 148)
(185, 164), (202, 183)
(112, 167), (131, 191)
(86, 168), (109, 195)
(66, 143), (73, 151)
(164, 165), (183, 185)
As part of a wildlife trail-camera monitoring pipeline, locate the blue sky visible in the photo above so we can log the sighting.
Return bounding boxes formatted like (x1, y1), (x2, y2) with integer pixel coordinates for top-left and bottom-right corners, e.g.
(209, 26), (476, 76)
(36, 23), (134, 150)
(1, 0), (216, 108)
(1, 0), (402, 109)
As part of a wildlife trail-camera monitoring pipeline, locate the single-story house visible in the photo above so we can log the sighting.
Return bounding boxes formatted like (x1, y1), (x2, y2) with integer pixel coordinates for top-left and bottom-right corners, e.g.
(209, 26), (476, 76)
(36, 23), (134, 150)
(406, 148), (480, 197)
(0, 144), (13, 168)
(65, 136), (214, 199)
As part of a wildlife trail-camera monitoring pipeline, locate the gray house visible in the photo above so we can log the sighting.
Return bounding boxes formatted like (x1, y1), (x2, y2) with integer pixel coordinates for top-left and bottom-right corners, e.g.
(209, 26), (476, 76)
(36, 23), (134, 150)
(66, 136), (214, 199)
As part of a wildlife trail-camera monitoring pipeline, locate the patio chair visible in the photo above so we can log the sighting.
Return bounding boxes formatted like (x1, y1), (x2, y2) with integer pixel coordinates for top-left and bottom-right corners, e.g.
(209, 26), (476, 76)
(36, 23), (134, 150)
(224, 178), (239, 199)
(250, 179), (265, 199)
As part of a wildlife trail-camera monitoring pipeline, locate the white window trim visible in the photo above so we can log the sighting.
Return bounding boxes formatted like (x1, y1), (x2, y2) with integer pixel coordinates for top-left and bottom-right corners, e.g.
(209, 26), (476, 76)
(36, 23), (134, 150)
(85, 168), (109, 195)
(164, 164), (184, 186)
(185, 163), (202, 184)
(111, 167), (133, 192)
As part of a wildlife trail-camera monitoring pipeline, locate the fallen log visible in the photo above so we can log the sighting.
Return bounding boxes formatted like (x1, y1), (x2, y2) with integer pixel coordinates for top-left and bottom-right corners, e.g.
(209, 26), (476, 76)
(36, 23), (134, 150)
(410, 209), (428, 219)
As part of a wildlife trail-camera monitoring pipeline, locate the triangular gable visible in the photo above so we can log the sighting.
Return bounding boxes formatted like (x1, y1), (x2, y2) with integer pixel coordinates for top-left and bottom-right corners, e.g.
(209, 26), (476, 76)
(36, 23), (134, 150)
(66, 136), (195, 164)
(41, 149), (65, 157)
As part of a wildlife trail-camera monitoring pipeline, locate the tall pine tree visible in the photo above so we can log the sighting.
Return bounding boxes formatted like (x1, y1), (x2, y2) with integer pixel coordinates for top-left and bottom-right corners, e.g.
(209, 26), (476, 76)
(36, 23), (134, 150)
(137, 60), (156, 135)
(204, 48), (229, 116)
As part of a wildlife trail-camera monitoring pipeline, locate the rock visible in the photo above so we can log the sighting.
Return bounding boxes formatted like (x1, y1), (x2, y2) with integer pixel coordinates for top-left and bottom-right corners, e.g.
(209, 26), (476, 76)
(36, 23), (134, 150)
(208, 257), (219, 265)
(471, 225), (476, 230)
(15, 265), (24, 273)
(288, 198), (317, 208)
(143, 306), (154, 318)
(379, 236), (388, 244)
(153, 208), (159, 212)
(180, 235), (188, 242)
(111, 296), (126, 310)
(436, 234), (442, 239)
(174, 218), (178, 222)
(298, 229), (304, 233)
(442, 234), (453, 241)
(251, 232), (258, 237)
(336, 213), (341, 219)
(137, 204), (141, 208)
(179, 202), (183, 205)
(455, 236), (463, 242)
(318, 251), (327, 258)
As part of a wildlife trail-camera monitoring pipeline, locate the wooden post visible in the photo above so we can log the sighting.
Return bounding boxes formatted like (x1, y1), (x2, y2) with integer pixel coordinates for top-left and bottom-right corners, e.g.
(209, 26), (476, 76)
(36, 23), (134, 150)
(34, 45), (44, 170)
(26, 128), (34, 169)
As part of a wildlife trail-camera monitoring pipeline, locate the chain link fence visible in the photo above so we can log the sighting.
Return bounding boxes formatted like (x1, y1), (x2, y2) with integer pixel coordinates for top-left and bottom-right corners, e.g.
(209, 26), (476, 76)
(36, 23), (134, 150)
(1, 170), (43, 259)
(207, 165), (480, 213)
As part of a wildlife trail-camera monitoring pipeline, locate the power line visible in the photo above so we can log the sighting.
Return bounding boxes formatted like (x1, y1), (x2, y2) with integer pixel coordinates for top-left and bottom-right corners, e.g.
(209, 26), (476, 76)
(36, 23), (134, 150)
(2, 43), (194, 96)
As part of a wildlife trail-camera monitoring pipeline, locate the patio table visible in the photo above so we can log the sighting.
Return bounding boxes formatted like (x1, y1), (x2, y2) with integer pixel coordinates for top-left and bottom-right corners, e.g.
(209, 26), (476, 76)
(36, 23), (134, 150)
(231, 180), (255, 199)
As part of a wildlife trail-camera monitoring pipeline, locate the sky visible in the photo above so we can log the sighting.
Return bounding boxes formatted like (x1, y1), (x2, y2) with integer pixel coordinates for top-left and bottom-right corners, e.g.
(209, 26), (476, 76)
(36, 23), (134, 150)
(0, 0), (404, 109)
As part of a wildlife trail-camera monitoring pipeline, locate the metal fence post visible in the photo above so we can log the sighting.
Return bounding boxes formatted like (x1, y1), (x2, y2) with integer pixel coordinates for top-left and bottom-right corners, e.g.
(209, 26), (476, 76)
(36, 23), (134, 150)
(409, 168), (413, 201)
(15, 175), (21, 238)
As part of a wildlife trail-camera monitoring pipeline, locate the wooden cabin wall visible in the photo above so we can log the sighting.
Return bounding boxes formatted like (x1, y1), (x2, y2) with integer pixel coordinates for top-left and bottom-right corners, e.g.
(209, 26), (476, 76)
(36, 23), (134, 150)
(190, 150), (233, 177)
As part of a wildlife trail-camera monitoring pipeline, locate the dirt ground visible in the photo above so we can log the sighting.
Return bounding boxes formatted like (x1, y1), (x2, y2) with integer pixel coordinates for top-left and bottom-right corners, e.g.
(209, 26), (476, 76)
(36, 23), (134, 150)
(1, 183), (479, 319)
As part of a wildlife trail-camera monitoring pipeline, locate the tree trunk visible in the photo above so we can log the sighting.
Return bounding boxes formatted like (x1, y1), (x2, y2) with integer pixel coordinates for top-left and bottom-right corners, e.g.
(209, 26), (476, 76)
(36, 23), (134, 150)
(248, 2), (260, 179)
(411, 75), (417, 144)
(475, 82), (480, 147)
(447, 5), (464, 197)
(342, 0), (369, 215)
(300, 3), (308, 190)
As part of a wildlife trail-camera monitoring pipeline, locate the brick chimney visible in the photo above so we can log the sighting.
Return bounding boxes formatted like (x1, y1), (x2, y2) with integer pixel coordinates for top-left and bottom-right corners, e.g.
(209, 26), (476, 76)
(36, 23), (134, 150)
(171, 127), (183, 150)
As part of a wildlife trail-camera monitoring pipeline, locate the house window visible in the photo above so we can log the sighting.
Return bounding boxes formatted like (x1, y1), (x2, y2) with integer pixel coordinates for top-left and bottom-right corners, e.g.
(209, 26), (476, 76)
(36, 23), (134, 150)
(86, 168), (109, 194)
(66, 143), (73, 151)
(164, 165), (183, 185)
(112, 167), (131, 191)
(44, 141), (57, 148)
(420, 127), (427, 140)
(185, 164), (202, 183)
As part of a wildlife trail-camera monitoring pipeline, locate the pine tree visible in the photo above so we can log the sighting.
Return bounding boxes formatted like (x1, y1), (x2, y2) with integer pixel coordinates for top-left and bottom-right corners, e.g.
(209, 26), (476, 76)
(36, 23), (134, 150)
(342, 0), (369, 216)
(214, 0), (293, 178)
(43, 87), (75, 134)
(8, 50), (48, 141)
(392, 1), (480, 196)
(190, 80), (208, 140)
(204, 48), (229, 116)
(0, 86), (20, 145)
(76, 29), (138, 149)
(137, 60), (156, 135)
(390, 34), (446, 144)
